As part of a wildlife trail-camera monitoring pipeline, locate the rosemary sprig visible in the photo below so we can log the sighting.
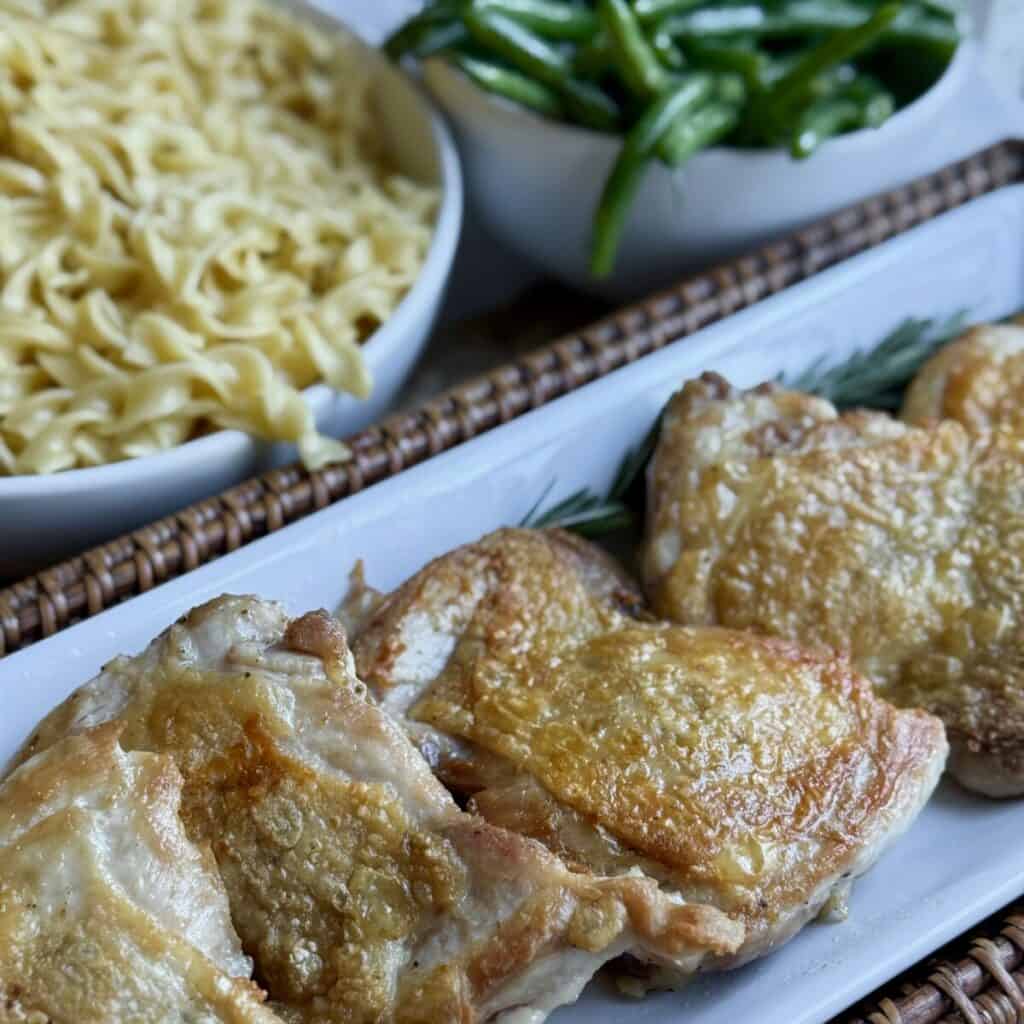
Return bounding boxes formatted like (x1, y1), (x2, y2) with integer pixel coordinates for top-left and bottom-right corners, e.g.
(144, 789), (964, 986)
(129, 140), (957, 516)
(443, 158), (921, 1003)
(785, 310), (969, 409)
(520, 486), (632, 537)
(522, 308), (999, 538)
(519, 414), (664, 536)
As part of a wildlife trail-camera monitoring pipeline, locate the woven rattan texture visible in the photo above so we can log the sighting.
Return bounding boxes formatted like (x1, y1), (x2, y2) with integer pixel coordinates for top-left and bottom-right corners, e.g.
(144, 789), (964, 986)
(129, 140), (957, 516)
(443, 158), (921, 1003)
(839, 905), (1024, 1024)
(2, 139), (1022, 658)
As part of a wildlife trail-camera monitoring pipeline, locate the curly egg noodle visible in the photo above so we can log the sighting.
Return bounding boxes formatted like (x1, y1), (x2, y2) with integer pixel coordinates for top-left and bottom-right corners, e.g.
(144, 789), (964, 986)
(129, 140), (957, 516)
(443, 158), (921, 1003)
(0, 0), (439, 475)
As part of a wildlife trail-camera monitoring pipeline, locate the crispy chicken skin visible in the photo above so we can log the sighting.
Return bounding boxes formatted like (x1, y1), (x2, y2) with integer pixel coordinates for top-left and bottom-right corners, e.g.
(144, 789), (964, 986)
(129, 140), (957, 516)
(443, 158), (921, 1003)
(902, 321), (1024, 432)
(352, 528), (947, 967)
(0, 725), (277, 1023)
(646, 372), (1024, 797)
(17, 594), (740, 1023)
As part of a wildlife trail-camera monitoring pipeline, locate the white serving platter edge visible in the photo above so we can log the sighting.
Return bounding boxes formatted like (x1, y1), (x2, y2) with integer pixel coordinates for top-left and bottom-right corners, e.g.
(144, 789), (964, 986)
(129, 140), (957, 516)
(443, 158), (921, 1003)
(4, 183), (1024, 1024)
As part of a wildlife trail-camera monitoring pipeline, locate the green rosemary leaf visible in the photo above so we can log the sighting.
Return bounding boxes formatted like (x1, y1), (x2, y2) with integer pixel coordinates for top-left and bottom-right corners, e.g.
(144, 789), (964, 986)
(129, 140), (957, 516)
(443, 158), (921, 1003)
(519, 477), (556, 527)
(558, 505), (635, 538)
(786, 310), (969, 408)
(520, 485), (634, 534)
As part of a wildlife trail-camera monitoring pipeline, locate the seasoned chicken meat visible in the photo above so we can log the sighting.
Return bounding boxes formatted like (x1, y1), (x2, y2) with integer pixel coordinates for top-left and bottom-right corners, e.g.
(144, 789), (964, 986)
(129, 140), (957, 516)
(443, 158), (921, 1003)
(0, 724), (277, 1023)
(352, 528), (947, 967)
(902, 321), (1024, 432)
(17, 595), (740, 1023)
(646, 372), (1024, 797)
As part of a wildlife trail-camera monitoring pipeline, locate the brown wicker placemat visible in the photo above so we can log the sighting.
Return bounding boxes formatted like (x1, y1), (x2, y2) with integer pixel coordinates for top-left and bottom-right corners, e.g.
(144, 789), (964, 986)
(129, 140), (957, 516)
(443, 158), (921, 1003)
(1, 137), (1022, 658)
(836, 901), (1024, 1023)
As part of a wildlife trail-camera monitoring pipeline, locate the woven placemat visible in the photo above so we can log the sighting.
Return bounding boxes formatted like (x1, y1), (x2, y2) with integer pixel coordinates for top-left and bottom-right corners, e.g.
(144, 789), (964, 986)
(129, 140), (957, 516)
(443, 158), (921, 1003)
(1, 138), (1022, 659)
(837, 900), (1024, 1023)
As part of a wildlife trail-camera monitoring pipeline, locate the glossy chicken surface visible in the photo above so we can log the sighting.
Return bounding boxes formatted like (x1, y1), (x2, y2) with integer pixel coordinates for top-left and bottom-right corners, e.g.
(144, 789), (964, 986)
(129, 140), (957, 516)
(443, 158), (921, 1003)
(353, 528), (947, 965)
(18, 595), (740, 1023)
(902, 320), (1024, 433)
(0, 725), (276, 1023)
(646, 372), (1024, 797)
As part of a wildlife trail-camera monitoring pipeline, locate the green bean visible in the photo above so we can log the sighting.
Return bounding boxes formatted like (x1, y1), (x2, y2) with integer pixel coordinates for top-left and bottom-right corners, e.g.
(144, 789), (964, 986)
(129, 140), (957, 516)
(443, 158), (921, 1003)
(916, 0), (964, 17)
(452, 53), (566, 116)
(658, 4), (769, 38)
(591, 78), (712, 277)
(861, 88), (896, 127)
(384, 2), (460, 59)
(681, 37), (771, 92)
(790, 96), (862, 158)
(385, 0), (961, 281)
(808, 62), (858, 99)
(633, 0), (706, 25)
(463, 6), (620, 129)
(660, 0), (956, 56)
(463, 6), (571, 88)
(649, 29), (686, 71)
(474, 0), (599, 41)
(659, 99), (741, 165)
(843, 74), (896, 127)
(599, 0), (671, 98)
(714, 71), (747, 107)
(881, 9), (960, 62)
(574, 31), (614, 77)
(754, 4), (901, 130)
(560, 76), (622, 131)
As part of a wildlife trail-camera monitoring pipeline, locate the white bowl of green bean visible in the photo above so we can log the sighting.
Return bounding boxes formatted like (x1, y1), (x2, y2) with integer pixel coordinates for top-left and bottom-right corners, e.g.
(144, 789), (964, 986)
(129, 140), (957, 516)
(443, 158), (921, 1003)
(389, 0), (971, 299)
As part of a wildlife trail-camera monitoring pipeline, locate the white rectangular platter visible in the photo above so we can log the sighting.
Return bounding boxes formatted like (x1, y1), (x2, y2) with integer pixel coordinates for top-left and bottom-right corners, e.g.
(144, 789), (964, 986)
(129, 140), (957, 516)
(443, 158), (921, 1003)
(4, 182), (1024, 1024)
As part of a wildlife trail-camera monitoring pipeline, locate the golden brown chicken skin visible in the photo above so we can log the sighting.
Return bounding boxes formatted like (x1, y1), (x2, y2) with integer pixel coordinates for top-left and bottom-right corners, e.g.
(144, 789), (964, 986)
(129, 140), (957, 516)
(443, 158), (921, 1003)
(646, 372), (1024, 798)
(17, 594), (740, 1023)
(902, 320), (1024, 432)
(352, 528), (947, 967)
(0, 725), (278, 1024)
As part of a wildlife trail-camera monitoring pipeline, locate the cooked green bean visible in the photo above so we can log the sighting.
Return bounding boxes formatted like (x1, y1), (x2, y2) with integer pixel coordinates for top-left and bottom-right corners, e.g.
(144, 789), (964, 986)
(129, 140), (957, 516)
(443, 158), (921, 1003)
(634, 0), (706, 26)
(753, 4), (901, 134)
(649, 30), (687, 71)
(387, 0), (962, 279)
(560, 77), (622, 131)
(660, 0), (954, 53)
(714, 72), (747, 107)
(463, 6), (570, 88)
(861, 88), (896, 126)
(882, 8), (960, 61)
(384, 2), (460, 59)
(599, 0), (671, 98)
(659, 99), (742, 165)
(843, 74), (897, 126)
(474, 0), (599, 41)
(681, 37), (771, 92)
(406, 20), (471, 59)
(452, 53), (566, 116)
(592, 79), (713, 277)
(463, 4), (621, 130)
(790, 96), (863, 158)
(574, 31), (614, 78)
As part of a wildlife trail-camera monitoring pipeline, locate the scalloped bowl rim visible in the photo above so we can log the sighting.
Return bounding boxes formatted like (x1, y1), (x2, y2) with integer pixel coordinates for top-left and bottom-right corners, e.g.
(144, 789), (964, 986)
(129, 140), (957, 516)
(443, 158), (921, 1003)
(0, 46), (463, 498)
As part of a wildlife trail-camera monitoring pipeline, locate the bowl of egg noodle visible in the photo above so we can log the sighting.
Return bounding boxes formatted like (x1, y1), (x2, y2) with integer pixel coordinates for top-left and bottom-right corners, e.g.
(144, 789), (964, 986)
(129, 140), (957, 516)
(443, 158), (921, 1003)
(0, 0), (462, 578)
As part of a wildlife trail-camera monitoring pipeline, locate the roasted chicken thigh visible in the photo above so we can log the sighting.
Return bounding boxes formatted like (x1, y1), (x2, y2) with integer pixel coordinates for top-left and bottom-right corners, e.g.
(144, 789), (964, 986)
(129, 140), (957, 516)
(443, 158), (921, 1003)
(646, 372), (1024, 797)
(0, 724), (277, 1023)
(902, 320), (1024, 433)
(352, 528), (947, 967)
(17, 594), (740, 1023)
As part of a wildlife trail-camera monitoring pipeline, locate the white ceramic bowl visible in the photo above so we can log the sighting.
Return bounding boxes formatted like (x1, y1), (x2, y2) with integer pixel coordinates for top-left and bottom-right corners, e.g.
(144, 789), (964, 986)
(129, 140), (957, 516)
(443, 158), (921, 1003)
(424, 41), (972, 300)
(0, 31), (462, 581)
